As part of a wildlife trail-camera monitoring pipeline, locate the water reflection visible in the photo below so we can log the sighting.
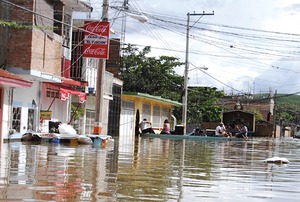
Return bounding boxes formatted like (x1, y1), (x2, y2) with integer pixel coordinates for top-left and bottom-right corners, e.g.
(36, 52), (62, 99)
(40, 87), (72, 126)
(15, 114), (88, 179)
(0, 137), (300, 201)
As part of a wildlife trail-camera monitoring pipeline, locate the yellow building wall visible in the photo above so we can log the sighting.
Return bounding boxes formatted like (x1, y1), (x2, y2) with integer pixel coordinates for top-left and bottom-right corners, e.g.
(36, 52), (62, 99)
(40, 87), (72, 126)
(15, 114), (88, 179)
(122, 94), (175, 133)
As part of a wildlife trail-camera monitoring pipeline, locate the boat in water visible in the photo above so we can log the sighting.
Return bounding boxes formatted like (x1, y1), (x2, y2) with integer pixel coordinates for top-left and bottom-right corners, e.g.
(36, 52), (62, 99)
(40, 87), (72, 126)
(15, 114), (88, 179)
(140, 133), (248, 141)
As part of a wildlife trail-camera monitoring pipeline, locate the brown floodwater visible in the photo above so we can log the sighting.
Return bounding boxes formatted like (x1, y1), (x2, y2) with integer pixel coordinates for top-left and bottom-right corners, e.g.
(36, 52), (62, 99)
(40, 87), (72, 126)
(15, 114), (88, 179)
(1, 136), (300, 201)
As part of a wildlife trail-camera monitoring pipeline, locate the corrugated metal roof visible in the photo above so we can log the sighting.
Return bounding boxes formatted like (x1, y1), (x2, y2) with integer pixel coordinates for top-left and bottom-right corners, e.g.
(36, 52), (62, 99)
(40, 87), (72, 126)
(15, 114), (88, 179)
(123, 92), (182, 106)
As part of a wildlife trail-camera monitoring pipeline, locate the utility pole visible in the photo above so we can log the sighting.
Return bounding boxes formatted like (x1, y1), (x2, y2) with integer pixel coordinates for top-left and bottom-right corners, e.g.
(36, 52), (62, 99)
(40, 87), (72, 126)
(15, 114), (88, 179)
(94, 0), (109, 134)
(272, 90), (277, 137)
(120, 0), (129, 72)
(182, 11), (214, 135)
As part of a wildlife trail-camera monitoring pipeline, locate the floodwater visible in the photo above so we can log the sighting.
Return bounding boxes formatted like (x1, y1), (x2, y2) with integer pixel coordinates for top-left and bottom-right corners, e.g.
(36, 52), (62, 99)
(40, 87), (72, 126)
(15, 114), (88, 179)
(1, 136), (300, 202)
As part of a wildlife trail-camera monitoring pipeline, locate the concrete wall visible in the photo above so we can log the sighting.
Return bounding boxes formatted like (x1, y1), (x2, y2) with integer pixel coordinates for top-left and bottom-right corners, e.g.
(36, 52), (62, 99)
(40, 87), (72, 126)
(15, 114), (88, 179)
(1, 82), (40, 140)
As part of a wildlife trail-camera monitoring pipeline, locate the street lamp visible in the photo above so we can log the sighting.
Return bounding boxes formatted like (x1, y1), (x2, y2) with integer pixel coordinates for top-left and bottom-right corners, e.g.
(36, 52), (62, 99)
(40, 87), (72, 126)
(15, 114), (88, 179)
(109, 12), (148, 25)
(182, 12), (214, 135)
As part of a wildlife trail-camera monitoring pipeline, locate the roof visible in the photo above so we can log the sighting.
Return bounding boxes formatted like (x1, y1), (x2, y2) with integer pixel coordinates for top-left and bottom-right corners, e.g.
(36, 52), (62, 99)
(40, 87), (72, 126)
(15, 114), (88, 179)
(0, 69), (33, 88)
(223, 110), (255, 115)
(122, 92), (182, 107)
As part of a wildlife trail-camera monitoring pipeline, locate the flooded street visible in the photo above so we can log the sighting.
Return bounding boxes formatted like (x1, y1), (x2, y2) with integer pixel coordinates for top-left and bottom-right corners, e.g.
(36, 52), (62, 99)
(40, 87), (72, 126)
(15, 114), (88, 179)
(1, 136), (300, 201)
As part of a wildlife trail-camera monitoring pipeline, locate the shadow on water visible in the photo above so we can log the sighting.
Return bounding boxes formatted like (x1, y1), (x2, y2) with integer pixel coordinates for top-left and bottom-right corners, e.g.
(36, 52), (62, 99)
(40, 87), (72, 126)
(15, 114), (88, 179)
(1, 136), (300, 201)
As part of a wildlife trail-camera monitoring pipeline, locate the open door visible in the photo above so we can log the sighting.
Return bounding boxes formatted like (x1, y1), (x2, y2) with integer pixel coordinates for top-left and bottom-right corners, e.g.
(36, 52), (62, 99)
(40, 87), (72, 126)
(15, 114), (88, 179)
(135, 109), (140, 136)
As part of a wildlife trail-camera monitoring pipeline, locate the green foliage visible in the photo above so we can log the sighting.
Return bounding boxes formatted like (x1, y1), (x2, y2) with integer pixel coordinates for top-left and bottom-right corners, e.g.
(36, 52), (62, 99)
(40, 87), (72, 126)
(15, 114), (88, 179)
(247, 108), (263, 121)
(275, 103), (300, 124)
(0, 20), (55, 30)
(256, 93), (300, 125)
(272, 94), (300, 124)
(0, 20), (29, 29)
(187, 87), (224, 123)
(71, 104), (85, 121)
(276, 94), (300, 105)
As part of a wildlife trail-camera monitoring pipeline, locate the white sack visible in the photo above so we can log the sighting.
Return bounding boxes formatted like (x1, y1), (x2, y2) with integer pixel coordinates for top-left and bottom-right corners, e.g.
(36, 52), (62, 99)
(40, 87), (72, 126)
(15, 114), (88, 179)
(58, 123), (77, 135)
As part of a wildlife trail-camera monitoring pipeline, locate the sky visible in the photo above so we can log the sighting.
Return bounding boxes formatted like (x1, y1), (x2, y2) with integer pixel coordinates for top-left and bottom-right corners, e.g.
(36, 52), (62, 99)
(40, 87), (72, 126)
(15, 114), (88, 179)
(76, 0), (300, 96)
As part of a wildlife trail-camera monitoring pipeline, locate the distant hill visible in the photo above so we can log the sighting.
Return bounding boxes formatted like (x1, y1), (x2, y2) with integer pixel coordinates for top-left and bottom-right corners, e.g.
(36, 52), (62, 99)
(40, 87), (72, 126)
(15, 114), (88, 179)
(275, 94), (300, 105)
(253, 93), (300, 105)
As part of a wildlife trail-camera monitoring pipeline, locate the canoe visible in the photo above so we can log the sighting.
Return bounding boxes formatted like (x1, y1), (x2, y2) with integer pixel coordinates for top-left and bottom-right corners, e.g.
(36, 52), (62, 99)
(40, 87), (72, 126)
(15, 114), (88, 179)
(140, 133), (248, 141)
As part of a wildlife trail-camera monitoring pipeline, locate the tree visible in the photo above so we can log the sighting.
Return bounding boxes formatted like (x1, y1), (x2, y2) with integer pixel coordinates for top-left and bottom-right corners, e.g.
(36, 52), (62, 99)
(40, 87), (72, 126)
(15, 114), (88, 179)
(121, 45), (184, 102)
(187, 87), (224, 123)
(275, 103), (300, 125)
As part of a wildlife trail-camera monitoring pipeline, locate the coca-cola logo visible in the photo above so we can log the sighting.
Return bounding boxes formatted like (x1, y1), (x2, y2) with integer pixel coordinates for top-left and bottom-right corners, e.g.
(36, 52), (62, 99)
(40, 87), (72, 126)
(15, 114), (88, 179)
(85, 24), (108, 34)
(61, 92), (68, 100)
(85, 47), (106, 56)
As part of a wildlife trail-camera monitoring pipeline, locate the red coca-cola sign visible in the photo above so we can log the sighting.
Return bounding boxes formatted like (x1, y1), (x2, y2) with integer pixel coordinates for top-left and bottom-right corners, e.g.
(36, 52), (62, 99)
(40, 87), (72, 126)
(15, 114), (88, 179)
(83, 21), (110, 59)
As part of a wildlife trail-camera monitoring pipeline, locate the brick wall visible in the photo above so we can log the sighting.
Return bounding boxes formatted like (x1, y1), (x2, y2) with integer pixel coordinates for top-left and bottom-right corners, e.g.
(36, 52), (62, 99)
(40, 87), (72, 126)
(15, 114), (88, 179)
(255, 123), (273, 137)
(7, 0), (34, 69)
(30, 30), (62, 75)
(106, 39), (121, 78)
(10, 0), (34, 23)
(0, 1), (11, 68)
(7, 0), (62, 76)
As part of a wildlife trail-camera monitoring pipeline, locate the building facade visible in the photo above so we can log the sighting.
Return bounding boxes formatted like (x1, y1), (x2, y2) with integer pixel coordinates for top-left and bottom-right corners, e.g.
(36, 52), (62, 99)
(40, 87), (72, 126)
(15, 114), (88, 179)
(71, 19), (123, 136)
(121, 92), (182, 136)
(0, 0), (92, 140)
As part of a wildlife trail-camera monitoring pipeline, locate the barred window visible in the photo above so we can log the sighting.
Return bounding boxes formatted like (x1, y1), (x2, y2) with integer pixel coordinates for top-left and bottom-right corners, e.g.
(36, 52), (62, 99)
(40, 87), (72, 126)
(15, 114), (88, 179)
(142, 103), (151, 121)
(46, 88), (60, 98)
(85, 110), (95, 134)
(12, 107), (21, 132)
(27, 109), (35, 131)
(153, 106), (160, 128)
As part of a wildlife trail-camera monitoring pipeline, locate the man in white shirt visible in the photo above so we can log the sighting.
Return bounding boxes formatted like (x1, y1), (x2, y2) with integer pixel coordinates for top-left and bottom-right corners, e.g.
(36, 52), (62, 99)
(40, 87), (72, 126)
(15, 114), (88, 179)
(215, 122), (226, 136)
(215, 122), (232, 137)
(139, 118), (155, 134)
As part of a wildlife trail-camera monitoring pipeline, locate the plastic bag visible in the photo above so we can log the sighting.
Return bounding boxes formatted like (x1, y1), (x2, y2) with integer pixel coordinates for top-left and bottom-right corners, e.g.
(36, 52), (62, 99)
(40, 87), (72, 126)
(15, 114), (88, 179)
(58, 123), (77, 135)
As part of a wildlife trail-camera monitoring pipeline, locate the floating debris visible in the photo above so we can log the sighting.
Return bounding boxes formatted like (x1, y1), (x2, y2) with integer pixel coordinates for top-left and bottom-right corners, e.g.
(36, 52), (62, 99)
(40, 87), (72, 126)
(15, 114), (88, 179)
(263, 157), (290, 164)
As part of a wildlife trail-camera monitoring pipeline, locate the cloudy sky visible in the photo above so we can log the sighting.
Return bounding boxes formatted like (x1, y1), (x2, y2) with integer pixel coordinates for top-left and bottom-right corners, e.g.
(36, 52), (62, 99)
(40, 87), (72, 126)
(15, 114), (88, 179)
(77, 0), (300, 95)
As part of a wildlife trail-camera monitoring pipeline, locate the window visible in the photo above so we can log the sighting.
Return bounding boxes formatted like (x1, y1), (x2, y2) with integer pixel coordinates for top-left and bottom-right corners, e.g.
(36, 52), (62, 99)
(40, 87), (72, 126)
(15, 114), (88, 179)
(162, 108), (171, 127)
(85, 110), (95, 134)
(27, 109), (35, 131)
(46, 88), (60, 98)
(142, 103), (151, 121)
(122, 101), (134, 109)
(71, 30), (84, 80)
(153, 106), (160, 128)
(12, 107), (21, 132)
(62, 14), (71, 47)
(162, 108), (170, 122)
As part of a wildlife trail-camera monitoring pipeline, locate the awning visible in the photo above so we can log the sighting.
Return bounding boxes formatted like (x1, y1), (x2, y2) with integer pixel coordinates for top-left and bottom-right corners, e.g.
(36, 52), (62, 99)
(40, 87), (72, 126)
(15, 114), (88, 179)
(60, 87), (86, 103)
(45, 82), (86, 103)
(0, 69), (33, 88)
